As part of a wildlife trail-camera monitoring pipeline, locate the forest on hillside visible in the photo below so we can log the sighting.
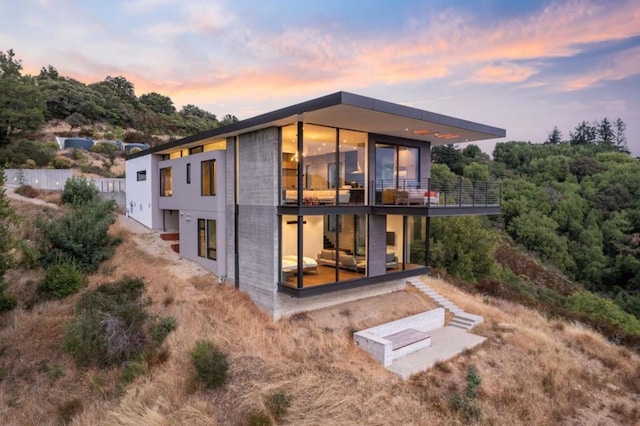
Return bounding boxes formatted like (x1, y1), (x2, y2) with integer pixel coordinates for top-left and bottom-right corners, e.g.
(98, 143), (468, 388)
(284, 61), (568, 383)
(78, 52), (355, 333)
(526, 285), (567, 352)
(0, 49), (237, 145)
(428, 128), (640, 346)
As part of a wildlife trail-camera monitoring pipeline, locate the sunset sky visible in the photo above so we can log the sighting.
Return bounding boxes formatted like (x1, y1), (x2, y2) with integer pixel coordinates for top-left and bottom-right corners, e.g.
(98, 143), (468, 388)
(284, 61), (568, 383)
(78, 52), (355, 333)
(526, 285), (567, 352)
(1, 0), (639, 155)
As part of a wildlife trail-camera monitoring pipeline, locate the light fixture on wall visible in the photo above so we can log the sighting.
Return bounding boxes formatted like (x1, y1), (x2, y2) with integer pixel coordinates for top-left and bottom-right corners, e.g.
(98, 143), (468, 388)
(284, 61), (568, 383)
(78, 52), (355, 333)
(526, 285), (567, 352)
(352, 160), (363, 174)
(351, 142), (365, 174)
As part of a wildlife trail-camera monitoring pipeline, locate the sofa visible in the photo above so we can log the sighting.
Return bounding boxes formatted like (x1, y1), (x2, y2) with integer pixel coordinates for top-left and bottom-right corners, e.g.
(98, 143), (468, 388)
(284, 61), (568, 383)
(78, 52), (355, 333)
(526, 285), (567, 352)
(285, 189), (350, 204)
(382, 189), (439, 205)
(317, 249), (398, 271)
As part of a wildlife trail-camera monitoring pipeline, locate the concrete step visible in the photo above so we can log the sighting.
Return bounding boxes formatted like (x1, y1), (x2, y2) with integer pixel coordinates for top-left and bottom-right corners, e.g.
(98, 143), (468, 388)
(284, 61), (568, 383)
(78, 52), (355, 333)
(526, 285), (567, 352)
(451, 317), (474, 326)
(454, 312), (484, 325)
(449, 319), (474, 330)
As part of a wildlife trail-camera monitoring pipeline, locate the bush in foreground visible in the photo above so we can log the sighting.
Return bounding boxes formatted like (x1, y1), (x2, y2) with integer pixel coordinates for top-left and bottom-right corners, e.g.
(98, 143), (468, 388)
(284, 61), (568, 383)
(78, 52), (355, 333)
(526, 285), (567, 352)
(39, 261), (86, 299)
(64, 277), (151, 366)
(38, 198), (117, 273)
(190, 340), (229, 389)
(60, 176), (98, 206)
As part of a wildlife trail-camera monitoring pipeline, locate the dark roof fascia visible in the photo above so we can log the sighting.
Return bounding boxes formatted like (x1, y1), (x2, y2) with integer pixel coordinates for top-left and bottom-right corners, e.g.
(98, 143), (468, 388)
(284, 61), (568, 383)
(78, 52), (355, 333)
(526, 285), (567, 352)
(127, 91), (505, 160)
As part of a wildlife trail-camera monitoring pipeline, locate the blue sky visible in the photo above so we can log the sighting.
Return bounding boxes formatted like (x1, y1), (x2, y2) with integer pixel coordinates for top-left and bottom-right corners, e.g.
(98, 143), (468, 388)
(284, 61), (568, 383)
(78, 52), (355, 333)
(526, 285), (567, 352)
(1, 0), (639, 155)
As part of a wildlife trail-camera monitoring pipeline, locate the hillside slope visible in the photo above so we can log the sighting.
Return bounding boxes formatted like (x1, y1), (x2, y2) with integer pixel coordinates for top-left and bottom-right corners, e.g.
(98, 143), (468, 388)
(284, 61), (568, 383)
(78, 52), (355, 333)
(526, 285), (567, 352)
(0, 197), (639, 425)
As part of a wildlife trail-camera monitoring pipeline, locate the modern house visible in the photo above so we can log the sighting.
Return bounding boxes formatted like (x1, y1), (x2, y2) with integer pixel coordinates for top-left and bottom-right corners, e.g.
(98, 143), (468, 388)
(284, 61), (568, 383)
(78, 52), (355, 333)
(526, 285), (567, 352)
(125, 91), (505, 318)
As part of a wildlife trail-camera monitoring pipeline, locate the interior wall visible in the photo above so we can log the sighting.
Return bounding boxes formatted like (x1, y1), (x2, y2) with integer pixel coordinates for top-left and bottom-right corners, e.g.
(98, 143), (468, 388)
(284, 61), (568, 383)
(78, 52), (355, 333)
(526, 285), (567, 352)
(386, 215), (404, 255)
(303, 216), (324, 259)
(281, 215), (323, 259)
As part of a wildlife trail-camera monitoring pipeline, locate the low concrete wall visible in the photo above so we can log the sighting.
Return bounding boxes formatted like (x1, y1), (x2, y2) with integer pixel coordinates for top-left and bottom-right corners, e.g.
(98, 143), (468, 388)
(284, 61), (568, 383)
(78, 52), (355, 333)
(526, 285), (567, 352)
(354, 308), (445, 367)
(3, 169), (72, 190)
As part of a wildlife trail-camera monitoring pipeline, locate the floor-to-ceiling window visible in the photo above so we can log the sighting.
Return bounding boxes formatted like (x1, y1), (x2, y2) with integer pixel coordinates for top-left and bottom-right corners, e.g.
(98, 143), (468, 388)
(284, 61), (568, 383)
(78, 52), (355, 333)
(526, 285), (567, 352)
(375, 143), (420, 203)
(281, 123), (367, 206)
(406, 216), (427, 269)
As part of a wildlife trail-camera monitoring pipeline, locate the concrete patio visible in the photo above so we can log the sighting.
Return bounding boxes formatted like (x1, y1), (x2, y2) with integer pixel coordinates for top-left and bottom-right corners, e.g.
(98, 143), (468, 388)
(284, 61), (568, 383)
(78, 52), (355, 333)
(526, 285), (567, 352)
(387, 326), (486, 379)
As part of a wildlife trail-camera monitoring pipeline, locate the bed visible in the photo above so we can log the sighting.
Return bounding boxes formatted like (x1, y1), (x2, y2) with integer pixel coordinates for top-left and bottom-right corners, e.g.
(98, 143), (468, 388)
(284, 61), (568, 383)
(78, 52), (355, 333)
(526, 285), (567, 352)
(282, 255), (318, 274)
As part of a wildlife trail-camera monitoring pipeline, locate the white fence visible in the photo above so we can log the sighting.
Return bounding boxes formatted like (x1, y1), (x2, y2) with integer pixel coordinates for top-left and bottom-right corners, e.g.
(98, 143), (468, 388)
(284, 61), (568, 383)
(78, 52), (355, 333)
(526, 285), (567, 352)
(2, 169), (125, 193)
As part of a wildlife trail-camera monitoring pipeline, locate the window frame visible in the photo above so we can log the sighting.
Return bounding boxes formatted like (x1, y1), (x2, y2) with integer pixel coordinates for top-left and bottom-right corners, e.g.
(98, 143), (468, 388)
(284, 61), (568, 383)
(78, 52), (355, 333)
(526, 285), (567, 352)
(136, 170), (147, 181)
(186, 163), (191, 184)
(197, 218), (217, 260)
(201, 159), (216, 196)
(160, 167), (172, 197)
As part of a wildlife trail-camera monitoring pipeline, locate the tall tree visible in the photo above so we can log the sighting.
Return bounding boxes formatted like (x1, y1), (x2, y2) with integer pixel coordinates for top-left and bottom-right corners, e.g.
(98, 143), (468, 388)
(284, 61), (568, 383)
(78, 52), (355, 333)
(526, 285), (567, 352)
(570, 121), (597, 145)
(0, 49), (45, 144)
(597, 118), (614, 147)
(431, 144), (465, 175)
(614, 118), (628, 152)
(180, 104), (217, 121)
(140, 92), (176, 115)
(545, 126), (562, 144)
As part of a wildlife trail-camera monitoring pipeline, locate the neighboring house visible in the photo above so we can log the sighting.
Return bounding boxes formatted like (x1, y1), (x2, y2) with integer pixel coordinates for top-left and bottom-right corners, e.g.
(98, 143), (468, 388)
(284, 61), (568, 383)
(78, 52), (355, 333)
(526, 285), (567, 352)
(54, 136), (150, 152)
(125, 91), (505, 318)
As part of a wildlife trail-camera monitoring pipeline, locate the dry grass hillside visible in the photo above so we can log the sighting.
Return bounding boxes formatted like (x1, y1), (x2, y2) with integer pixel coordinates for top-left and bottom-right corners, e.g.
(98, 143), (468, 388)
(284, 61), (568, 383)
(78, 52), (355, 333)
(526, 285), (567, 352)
(0, 195), (639, 425)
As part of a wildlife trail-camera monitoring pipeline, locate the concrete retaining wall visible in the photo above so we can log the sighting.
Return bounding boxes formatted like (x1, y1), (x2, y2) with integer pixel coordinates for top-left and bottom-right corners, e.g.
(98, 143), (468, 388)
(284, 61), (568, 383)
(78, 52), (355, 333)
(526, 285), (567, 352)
(354, 308), (445, 366)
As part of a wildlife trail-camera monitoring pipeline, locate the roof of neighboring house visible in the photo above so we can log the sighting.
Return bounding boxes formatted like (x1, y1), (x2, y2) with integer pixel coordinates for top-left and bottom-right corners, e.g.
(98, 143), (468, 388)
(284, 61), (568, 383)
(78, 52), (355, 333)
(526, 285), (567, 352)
(127, 91), (506, 159)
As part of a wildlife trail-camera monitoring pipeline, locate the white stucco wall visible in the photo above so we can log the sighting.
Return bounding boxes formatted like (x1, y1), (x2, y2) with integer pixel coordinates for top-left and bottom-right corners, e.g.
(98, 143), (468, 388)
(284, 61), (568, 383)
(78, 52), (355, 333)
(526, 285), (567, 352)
(125, 155), (162, 229)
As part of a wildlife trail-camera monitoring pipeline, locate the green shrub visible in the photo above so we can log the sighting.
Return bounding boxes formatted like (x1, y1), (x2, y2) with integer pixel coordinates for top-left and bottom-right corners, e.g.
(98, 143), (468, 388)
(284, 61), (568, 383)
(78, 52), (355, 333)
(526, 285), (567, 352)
(0, 287), (17, 313)
(565, 291), (640, 335)
(53, 156), (72, 169)
(450, 366), (482, 423)
(190, 340), (228, 389)
(64, 277), (150, 366)
(150, 316), (177, 343)
(61, 176), (98, 206)
(24, 159), (36, 169)
(39, 261), (86, 299)
(39, 199), (117, 273)
(121, 359), (148, 384)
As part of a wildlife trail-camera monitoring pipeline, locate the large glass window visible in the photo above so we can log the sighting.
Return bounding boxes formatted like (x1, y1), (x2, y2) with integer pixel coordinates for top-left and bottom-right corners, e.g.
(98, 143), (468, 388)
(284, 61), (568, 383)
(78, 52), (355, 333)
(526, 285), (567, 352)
(376, 144), (420, 203)
(201, 160), (216, 196)
(280, 124), (367, 205)
(280, 214), (368, 288)
(406, 216), (426, 268)
(198, 219), (217, 260)
(160, 167), (172, 196)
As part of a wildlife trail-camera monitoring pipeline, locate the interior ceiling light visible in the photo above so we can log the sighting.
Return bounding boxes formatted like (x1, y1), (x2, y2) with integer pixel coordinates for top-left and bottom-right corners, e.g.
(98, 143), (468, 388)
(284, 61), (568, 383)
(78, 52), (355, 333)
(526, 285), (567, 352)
(413, 129), (435, 135)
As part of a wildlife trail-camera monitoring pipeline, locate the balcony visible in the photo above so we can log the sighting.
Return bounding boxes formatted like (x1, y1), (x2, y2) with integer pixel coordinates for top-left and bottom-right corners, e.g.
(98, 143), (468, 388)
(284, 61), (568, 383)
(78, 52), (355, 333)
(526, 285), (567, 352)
(373, 178), (501, 216)
(279, 178), (501, 216)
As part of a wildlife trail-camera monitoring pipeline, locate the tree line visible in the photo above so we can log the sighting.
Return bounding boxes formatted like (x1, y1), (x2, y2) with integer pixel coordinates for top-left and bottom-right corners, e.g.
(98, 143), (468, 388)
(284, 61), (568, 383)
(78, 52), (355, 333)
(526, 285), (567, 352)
(429, 134), (640, 336)
(0, 49), (238, 145)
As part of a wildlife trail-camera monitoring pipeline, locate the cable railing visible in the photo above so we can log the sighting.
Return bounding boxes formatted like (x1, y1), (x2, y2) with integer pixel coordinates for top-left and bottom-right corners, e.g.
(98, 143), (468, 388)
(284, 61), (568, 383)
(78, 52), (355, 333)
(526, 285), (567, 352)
(280, 178), (501, 208)
(373, 178), (501, 207)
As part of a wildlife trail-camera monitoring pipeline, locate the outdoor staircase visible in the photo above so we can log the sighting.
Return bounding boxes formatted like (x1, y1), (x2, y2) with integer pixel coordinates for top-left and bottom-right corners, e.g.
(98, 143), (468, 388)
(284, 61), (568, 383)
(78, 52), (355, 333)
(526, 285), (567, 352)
(406, 277), (483, 331)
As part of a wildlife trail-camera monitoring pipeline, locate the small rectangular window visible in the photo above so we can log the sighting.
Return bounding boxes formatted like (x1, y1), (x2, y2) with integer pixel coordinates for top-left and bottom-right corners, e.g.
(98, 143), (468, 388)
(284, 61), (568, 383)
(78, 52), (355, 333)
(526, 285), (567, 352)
(136, 170), (147, 181)
(160, 167), (172, 196)
(186, 163), (191, 184)
(190, 146), (203, 154)
(207, 219), (217, 260)
(197, 219), (217, 260)
(201, 159), (216, 196)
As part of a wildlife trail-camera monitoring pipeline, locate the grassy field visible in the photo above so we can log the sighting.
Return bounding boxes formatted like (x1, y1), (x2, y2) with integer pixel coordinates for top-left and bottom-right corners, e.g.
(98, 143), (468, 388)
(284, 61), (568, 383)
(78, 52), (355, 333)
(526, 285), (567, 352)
(0, 196), (639, 425)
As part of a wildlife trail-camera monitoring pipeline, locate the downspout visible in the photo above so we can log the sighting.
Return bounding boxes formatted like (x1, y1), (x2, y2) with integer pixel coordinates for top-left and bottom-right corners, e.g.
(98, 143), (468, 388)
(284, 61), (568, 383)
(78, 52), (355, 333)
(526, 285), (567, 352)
(234, 135), (240, 289)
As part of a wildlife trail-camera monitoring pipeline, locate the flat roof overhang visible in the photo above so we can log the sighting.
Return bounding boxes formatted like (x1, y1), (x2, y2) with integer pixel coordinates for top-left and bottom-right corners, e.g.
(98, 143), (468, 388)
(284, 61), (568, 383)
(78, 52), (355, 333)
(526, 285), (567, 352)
(128, 91), (506, 159)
